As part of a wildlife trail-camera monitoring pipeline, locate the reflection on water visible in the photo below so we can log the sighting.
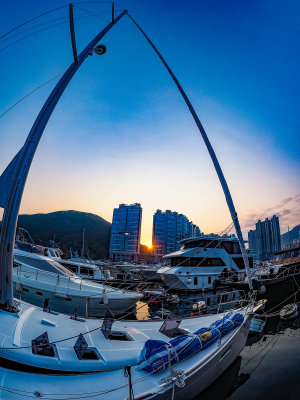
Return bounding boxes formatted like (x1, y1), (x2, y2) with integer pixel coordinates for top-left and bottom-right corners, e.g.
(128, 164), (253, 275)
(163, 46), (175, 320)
(193, 285), (300, 400)
(133, 284), (300, 399)
(192, 315), (300, 400)
(135, 289), (243, 320)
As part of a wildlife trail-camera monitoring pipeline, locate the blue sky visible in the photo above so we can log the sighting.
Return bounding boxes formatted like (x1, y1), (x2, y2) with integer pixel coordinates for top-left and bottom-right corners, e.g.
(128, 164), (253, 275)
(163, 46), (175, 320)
(0, 0), (299, 245)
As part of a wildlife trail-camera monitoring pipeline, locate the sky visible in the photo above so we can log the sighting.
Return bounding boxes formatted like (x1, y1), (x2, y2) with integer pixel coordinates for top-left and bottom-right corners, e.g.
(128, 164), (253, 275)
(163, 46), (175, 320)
(0, 0), (299, 246)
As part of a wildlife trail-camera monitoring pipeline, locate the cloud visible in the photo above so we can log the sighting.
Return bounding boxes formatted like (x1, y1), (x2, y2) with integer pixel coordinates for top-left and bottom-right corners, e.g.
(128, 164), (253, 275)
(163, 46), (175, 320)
(241, 193), (300, 234)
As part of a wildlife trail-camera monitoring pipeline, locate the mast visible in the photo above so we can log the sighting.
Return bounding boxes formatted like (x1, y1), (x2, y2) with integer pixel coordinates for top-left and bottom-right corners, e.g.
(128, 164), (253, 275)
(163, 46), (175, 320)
(127, 14), (253, 289)
(0, 10), (127, 309)
(81, 227), (85, 258)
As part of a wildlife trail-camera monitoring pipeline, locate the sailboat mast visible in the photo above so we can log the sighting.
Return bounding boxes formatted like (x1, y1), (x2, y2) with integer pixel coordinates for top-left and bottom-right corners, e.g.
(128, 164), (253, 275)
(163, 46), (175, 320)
(127, 14), (253, 289)
(81, 227), (85, 258)
(0, 10), (127, 309)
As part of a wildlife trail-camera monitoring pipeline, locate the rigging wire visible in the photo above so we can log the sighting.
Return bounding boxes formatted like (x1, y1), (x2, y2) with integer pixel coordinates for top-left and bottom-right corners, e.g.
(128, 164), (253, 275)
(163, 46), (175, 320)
(0, 10), (91, 46)
(0, 305), (251, 399)
(0, 73), (64, 120)
(0, 222), (238, 351)
(0, 8), (259, 398)
(0, 5), (67, 41)
(74, 4), (111, 24)
(0, 14), (92, 53)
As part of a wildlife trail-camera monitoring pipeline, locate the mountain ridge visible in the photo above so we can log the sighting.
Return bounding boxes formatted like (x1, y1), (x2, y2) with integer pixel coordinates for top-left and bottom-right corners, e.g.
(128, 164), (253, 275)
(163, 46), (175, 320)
(281, 224), (300, 244)
(16, 210), (111, 258)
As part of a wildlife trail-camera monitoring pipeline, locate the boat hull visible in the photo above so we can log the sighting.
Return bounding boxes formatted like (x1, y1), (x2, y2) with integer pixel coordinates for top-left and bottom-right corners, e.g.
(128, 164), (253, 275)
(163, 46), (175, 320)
(154, 318), (249, 400)
(0, 316), (250, 400)
(14, 283), (139, 317)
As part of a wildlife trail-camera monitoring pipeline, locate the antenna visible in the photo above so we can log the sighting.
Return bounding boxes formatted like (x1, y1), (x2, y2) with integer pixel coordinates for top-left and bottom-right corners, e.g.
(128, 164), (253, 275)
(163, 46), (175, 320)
(112, 2), (115, 24)
(69, 3), (78, 64)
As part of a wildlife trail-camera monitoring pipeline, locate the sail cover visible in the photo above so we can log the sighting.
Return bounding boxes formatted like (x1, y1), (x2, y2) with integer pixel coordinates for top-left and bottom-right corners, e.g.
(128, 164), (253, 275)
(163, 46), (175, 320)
(0, 146), (24, 208)
(138, 312), (244, 372)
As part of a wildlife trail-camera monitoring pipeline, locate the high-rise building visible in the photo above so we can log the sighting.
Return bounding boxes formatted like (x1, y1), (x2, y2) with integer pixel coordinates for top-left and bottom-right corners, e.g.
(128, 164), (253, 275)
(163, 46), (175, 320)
(152, 210), (201, 256)
(248, 215), (281, 260)
(109, 203), (142, 261)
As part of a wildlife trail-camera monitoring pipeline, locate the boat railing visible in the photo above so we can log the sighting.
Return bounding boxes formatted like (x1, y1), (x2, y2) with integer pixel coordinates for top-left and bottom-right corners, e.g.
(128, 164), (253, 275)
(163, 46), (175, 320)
(215, 290), (247, 314)
(219, 262), (300, 285)
(14, 263), (122, 294)
(256, 262), (300, 281)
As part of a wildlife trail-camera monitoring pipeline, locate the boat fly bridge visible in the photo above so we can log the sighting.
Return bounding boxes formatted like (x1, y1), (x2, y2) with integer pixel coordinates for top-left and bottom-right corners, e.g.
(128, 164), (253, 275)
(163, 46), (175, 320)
(158, 235), (255, 292)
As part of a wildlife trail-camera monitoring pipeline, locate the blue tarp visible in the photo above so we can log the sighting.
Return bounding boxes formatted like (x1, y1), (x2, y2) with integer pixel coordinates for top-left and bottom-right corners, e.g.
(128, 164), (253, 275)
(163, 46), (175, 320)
(138, 312), (244, 372)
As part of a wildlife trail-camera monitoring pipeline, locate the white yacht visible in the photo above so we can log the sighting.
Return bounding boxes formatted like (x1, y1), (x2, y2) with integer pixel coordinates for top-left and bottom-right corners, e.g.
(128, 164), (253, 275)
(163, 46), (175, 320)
(158, 235), (255, 292)
(47, 249), (112, 281)
(13, 249), (142, 317)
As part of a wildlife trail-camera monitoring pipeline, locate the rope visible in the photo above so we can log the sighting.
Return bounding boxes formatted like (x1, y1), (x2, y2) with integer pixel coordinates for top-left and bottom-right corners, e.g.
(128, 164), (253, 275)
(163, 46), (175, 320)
(0, 14), (92, 53)
(124, 365), (135, 400)
(0, 73), (64, 120)
(0, 5), (67, 41)
(1, 222), (241, 351)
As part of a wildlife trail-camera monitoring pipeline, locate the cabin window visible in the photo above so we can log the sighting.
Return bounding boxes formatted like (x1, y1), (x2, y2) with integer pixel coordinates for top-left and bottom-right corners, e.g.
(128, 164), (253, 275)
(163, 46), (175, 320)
(208, 277), (211, 284)
(107, 332), (133, 341)
(170, 257), (225, 267)
(194, 277), (198, 285)
(36, 291), (43, 296)
(14, 255), (73, 277)
(80, 348), (100, 360)
(32, 334), (56, 358)
(207, 297), (211, 306)
(80, 267), (93, 276)
(23, 287), (29, 293)
(66, 265), (78, 274)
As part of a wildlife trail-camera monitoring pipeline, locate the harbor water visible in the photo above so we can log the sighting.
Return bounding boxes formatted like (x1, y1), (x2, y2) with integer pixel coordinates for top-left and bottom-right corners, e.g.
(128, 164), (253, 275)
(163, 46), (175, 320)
(133, 281), (300, 399)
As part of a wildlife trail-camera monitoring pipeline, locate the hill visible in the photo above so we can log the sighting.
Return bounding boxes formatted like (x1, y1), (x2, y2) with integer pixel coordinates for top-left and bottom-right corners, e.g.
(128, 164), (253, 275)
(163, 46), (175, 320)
(281, 224), (300, 244)
(17, 210), (111, 259)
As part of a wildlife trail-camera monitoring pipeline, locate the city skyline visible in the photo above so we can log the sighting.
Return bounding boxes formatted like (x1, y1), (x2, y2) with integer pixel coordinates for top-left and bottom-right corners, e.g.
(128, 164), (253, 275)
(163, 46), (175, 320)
(248, 215), (281, 260)
(152, 209), (201, 255)
(0, 0), (299, 247)
(109, 203), (142, 260)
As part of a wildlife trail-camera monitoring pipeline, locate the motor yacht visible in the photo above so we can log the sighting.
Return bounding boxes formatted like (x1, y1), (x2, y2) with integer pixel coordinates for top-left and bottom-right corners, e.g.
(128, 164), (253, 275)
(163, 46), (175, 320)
(13, 249), (142, 317)
(47, 249), (112, 281)
(158, 235), (255, 292)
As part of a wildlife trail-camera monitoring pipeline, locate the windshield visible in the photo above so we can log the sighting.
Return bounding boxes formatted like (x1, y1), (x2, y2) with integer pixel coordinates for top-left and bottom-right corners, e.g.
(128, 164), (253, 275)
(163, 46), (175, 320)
(14, 254), (75, 277)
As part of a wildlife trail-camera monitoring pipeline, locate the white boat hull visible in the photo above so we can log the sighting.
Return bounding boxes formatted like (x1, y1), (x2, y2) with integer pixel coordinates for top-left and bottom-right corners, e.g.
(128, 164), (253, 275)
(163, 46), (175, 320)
(0, 309), (251, 399)
(14, 283), (138, 317)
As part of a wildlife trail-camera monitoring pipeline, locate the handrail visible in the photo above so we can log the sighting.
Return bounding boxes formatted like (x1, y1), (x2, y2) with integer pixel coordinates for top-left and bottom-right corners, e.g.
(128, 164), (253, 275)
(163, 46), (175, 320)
(14, 263), (128, 295)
